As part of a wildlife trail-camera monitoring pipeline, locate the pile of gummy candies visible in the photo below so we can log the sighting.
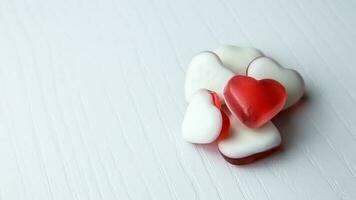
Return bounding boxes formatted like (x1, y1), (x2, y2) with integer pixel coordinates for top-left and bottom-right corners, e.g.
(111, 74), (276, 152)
(182, 45), (305, 165)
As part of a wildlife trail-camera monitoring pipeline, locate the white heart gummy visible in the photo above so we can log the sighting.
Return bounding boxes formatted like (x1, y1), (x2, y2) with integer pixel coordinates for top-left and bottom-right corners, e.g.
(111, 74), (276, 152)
(213, 45), (263, 75)
(182, 89), (224, 144)
(247, 57), (305, 109)
(185, 51), (234, 103)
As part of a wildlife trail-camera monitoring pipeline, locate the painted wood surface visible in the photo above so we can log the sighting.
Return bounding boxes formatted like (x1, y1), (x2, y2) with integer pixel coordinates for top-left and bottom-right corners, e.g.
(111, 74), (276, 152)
(0, 0), (356, 199)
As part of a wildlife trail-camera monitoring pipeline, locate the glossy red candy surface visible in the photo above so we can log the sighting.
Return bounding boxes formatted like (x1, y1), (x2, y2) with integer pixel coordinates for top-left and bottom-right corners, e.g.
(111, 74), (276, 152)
(211, 91), (222, 109)
(223, 75), (286, 128)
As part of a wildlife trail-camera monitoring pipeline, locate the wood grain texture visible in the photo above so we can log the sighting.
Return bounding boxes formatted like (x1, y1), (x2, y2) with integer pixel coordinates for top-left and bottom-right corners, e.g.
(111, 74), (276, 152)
(0, 0), (355, 199)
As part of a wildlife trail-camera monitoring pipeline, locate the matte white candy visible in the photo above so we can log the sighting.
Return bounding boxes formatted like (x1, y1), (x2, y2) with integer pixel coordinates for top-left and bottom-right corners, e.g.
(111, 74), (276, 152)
(182, 90), (222, 144)
(185, 51), (234, 102)
(213, 45), (263, 75)
(247, 57), (305, 109)
(218, 112), (281, 159)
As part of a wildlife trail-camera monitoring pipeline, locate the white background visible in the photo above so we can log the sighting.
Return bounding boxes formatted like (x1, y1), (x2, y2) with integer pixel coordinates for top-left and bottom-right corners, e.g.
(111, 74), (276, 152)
(0, 0), (356, 199)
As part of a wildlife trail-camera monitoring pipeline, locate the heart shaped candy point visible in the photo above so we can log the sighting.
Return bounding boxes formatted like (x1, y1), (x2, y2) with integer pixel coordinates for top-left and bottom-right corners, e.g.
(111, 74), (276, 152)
(224, 75), (287, 128)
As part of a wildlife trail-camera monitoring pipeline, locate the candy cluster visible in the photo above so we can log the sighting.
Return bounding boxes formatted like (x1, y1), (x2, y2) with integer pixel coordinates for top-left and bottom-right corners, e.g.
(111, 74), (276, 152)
(182, 45), (305, 165)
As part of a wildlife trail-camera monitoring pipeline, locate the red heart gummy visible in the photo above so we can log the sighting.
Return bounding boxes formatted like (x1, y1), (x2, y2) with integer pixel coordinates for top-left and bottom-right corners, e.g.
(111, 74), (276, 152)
(223, 75), (286, 128)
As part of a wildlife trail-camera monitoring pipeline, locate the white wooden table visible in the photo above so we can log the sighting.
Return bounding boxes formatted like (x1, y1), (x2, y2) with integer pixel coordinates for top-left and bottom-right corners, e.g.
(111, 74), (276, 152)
(0, 0), (356, 199)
